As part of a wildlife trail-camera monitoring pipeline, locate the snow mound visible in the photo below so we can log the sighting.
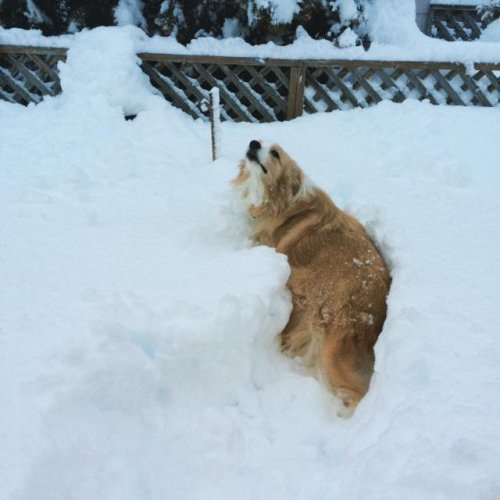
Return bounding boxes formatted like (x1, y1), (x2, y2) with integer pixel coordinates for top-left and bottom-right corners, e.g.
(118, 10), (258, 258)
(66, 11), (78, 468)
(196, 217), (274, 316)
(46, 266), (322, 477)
(1, 26), (499, 500)
(481, 19), (500, 42)
(59, 26), (159, 114)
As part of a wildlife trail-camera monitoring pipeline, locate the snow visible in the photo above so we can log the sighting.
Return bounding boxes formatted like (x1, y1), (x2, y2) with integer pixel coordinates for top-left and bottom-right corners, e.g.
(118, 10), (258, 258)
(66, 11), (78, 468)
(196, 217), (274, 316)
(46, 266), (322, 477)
(0, 27), (73, 47)
(337, 0), (360, 23)
(222, 17), (241, 38)
(481, 18), (500, 41)
(337, 27), (358, 48)
(115, 0), (147, 30)
(25, 0), (46, 25)
(1, 26), (500, 500)
(251, 0), (300, 25)
(1, 1), (500, 63)
(58, 26), (156, 116)
(140, 29), (500, 63)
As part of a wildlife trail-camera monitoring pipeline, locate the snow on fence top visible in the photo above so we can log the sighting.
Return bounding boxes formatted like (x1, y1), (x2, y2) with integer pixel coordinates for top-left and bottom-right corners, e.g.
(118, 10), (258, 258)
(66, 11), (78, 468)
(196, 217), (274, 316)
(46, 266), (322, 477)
(1, 24), (500, 63)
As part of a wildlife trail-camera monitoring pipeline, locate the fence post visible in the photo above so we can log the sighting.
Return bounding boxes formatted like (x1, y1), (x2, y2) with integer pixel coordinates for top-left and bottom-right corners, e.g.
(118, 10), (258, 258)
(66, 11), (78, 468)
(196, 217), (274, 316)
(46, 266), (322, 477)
(287, 66), (306, 120)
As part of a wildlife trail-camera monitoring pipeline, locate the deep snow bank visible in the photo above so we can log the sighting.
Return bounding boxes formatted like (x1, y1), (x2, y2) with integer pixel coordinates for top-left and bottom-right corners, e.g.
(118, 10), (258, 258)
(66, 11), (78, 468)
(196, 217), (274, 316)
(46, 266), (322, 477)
(1, 27), (499, 500)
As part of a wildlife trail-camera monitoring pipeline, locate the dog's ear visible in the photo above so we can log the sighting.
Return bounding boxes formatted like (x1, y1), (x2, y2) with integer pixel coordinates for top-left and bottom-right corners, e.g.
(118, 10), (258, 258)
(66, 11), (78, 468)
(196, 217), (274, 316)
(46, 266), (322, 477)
(272, 167), (303, 213)
(290, 169), (303, 198)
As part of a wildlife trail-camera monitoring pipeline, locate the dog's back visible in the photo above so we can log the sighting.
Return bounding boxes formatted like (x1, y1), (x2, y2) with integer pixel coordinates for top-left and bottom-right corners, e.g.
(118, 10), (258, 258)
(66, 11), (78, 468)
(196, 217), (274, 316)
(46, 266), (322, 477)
(234, 141), (391, 412)
(274, 188), (391, 410)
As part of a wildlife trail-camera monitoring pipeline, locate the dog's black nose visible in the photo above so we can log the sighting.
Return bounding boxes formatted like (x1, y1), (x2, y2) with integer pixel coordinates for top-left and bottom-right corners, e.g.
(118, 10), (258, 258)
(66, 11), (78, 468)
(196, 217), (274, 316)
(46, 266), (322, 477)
(249, 140), (261, 151)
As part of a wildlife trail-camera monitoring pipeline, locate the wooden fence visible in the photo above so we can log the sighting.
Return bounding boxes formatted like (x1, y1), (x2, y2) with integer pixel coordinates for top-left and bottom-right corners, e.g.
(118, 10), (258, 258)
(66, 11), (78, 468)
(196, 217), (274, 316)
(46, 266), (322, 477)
(0, 46), (66, 105)
(427, 4), (500, 41)
(1, 45), (499, 123)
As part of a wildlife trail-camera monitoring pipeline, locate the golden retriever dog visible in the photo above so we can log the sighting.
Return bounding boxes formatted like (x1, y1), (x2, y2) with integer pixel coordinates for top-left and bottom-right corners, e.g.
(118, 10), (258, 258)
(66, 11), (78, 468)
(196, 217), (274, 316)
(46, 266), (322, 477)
(233, 140), (391, 412)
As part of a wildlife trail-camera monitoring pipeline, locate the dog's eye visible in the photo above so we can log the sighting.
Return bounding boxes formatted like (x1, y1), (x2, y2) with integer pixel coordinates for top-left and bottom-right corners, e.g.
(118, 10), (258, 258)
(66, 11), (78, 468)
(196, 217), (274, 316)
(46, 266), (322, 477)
(271, 150), (280, 160)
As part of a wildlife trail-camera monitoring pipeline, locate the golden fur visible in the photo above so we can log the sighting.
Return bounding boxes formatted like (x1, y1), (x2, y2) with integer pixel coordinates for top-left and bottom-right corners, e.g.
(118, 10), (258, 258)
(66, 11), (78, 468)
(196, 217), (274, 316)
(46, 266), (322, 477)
(233, 141), (391, 411)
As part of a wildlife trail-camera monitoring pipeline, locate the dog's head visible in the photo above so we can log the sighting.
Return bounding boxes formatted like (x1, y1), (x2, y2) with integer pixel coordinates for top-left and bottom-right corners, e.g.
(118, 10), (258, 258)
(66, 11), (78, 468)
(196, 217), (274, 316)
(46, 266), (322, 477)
(233, 140), (313, 215)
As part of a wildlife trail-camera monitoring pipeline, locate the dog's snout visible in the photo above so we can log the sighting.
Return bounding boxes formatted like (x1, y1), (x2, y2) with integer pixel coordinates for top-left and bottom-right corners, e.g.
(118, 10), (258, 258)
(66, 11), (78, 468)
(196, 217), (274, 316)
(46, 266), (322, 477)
(246, 140), (268, 173)
(246, 140), (261, 163)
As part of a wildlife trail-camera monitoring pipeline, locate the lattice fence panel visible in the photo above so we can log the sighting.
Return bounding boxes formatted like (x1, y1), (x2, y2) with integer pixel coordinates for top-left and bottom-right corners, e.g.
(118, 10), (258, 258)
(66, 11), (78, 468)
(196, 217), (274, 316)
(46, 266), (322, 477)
(1, 47), (499, 120)
(427, 5), (500, 41)
(0, 48), (66, 105)
(303, 64), (500, 112)
(140, 57), (290, 123)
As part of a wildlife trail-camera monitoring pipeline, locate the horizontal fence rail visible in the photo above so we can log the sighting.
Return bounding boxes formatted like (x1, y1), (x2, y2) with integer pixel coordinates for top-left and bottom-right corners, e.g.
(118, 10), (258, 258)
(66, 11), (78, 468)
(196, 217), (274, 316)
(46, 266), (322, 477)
(1, 45), (499, 121)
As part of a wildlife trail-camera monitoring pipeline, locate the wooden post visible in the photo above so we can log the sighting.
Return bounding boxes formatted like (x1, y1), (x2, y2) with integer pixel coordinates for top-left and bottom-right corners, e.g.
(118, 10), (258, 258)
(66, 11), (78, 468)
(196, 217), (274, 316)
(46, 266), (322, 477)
(287, 66), (306, 120)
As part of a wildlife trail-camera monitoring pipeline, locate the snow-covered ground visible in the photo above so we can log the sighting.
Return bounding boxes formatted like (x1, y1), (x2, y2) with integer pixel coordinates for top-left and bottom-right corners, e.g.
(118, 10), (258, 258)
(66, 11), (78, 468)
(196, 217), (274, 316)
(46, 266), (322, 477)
(1, 28), (500, 500)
